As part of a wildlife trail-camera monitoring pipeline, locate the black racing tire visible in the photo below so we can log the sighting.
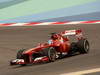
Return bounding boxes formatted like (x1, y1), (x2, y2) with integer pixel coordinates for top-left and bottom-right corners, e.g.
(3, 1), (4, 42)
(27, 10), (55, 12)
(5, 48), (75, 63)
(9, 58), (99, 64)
(77, 39), (89, 54)
(42, 47), (57, 62)
(16, 49), (26, 59)
(48, 47), (57, 62)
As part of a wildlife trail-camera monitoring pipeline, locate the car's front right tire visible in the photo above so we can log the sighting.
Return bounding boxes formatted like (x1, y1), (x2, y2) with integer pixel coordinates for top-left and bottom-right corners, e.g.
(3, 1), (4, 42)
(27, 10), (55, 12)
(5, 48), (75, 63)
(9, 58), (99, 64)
(16, 49), (26, 59)
(48, 47), (57, 62)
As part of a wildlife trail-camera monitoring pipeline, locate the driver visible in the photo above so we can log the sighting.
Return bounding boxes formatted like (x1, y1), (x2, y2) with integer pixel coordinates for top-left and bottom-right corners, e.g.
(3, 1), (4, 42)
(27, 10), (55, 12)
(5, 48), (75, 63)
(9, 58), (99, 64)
(48, 33), (70, 52)
(48, 33), (63, 44)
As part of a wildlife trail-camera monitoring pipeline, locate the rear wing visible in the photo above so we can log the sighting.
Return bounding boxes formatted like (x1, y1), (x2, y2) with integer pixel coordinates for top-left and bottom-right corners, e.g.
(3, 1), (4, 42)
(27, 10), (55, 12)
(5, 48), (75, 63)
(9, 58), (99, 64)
(61, 29), (83, 40)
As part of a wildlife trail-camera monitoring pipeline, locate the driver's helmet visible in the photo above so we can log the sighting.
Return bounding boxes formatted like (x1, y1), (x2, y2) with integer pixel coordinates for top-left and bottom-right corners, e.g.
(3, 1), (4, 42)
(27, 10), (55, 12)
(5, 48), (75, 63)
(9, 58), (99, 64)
(51, 33), (59, 40)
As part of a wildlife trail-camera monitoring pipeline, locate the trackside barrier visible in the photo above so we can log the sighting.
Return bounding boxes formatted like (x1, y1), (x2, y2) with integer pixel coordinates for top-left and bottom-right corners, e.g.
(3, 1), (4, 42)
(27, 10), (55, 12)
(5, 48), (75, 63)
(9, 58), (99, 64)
(0, 20), (100, 27)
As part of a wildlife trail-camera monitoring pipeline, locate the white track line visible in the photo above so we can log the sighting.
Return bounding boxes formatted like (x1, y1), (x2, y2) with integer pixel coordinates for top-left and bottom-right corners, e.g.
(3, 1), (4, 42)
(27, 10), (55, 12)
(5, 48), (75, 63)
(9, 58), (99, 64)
(10, 23), (29, 26)
(65, 21), (83, 24)
(35, 22), (56, 25)
(96, 22), (100, 23)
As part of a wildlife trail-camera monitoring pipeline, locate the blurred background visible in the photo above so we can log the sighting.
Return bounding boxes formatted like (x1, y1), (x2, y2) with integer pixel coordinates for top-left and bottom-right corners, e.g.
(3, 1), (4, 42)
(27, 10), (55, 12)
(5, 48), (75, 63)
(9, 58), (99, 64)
(0, 0), (100, 23)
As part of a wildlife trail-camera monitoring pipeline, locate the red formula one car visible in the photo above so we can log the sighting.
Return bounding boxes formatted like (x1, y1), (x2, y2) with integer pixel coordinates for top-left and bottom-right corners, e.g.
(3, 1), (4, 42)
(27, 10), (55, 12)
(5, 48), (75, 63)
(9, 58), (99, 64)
(10, 29), (89, 66)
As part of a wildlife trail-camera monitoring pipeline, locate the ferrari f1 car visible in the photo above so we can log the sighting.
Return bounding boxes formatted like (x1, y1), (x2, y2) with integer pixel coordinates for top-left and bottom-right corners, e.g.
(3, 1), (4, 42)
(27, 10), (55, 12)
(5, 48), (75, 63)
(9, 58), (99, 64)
(10, 29), (89, 66)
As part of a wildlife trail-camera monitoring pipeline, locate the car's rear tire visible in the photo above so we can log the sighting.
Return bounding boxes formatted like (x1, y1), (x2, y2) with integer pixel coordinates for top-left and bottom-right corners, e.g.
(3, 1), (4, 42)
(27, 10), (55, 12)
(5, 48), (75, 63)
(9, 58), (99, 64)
(77, 39), (89, 54)
(16, 49), (25, 59)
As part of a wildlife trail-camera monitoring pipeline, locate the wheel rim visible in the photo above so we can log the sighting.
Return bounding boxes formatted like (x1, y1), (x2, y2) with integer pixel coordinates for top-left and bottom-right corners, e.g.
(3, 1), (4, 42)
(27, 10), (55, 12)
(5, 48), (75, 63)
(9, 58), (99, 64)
(50, 52), (56, 61)
(48, 48), (56, 61)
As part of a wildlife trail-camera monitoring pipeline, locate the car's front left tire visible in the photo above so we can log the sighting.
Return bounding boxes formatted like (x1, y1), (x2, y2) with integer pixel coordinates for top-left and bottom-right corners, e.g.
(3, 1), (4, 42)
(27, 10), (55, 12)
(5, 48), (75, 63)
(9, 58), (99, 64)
(48, 47), (57, 62)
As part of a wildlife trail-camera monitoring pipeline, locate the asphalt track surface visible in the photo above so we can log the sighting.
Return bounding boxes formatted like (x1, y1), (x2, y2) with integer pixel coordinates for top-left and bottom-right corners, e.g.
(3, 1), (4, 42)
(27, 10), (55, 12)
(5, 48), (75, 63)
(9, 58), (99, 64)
(0, 24), (100, 75)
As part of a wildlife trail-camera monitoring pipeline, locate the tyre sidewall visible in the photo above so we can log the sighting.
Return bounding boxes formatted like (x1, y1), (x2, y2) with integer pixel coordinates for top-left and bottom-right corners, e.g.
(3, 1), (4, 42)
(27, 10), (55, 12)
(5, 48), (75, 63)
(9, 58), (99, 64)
(77, 39), (89, 54)
(48, 47), (56, 62)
